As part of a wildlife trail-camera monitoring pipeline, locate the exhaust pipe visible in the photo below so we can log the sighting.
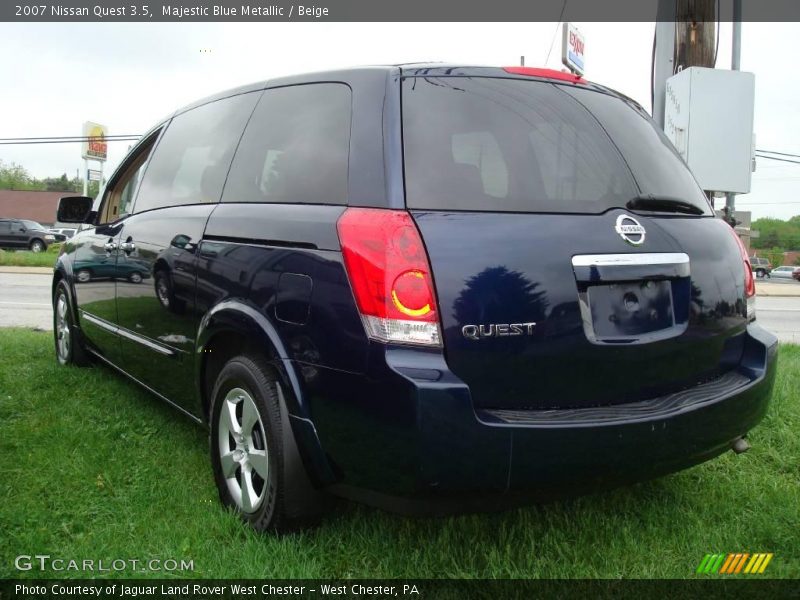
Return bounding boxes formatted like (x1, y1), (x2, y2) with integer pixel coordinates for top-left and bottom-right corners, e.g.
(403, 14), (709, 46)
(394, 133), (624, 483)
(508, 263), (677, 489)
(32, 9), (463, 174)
(731, 437), (750, 454)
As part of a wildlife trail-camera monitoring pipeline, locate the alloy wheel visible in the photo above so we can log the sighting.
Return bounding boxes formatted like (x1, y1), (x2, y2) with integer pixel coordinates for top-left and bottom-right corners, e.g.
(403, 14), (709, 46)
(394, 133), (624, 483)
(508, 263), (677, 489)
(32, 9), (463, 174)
(55, 294), (71, 363)
(217, 387), (269, 514)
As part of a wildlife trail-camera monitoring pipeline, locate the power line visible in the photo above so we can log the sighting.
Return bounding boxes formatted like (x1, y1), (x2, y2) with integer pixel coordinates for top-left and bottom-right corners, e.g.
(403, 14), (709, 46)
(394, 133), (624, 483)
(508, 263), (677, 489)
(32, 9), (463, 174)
(755, 148), (800, 159)
(737, 201), (800, 205)
(0, 135), (141, 141)
(0, 138), (140, 146)
(755, 154), (800, 165)
(544, 1), (567, 66)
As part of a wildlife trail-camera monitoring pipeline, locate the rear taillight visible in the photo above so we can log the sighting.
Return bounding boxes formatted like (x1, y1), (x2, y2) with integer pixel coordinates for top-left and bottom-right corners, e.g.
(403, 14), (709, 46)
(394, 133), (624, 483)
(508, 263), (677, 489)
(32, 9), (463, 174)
(337, 208), (442, 346)
(718, 219), (756, 320)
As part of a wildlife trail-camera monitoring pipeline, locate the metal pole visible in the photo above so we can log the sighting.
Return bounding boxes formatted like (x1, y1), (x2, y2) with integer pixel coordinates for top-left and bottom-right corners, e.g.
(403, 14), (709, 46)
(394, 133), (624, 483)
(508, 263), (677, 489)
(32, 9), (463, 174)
(725, 0), (742, 221)
(652, 19), (676, 128)
(82, 158), (88, 196)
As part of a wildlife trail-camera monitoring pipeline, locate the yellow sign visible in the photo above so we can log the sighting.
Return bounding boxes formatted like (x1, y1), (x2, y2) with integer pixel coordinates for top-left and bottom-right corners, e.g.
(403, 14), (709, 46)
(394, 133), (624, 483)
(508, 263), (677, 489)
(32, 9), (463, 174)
(82, 121), (108, 161)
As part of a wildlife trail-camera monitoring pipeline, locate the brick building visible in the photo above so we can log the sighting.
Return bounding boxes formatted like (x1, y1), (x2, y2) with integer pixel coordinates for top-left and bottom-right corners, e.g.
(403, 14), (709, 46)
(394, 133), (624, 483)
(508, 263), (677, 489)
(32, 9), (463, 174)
(0, 190), (66, 226)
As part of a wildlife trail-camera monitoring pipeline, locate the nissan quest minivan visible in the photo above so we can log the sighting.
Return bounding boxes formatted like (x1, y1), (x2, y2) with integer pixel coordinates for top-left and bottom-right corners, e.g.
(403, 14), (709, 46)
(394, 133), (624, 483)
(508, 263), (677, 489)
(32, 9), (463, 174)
(53, 65), (778, 531)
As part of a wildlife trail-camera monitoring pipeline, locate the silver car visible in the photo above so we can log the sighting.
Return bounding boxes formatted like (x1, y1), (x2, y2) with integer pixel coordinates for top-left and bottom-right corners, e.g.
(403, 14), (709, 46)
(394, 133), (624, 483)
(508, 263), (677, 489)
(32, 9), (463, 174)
(769, 266), (800, 281)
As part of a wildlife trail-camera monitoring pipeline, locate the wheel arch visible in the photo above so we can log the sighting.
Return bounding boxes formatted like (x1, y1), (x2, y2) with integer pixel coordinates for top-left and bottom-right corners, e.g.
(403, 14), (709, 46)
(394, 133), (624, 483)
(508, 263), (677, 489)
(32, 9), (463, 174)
(196, 300), (335, 487)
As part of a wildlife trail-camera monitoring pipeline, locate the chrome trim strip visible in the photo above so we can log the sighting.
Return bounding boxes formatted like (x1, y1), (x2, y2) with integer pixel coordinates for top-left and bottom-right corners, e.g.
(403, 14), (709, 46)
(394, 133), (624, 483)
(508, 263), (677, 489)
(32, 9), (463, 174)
(571, 253), (690, 267)
(80, 311), (176, 356)
(116, 327), (176, 356)
(80, 311), (117, 333)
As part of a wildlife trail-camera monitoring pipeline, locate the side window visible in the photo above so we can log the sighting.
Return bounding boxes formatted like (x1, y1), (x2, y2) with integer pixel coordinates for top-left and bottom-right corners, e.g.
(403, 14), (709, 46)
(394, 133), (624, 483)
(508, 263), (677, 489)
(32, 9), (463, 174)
(222, 83), (351, 205)
(0, 222), (10, 233)
(134, 93), (259, 213)
(97, 132), (158, 224)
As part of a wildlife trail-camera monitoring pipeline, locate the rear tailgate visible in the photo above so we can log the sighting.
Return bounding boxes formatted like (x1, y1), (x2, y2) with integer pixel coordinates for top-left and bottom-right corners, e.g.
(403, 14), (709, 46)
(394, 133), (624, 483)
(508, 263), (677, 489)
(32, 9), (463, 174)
(401, 71), (748, 410)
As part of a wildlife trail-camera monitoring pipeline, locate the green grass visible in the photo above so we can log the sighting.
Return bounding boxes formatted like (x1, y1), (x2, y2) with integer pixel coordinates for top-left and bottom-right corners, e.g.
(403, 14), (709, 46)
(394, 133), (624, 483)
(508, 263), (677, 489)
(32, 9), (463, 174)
(0, 328), (798, 579)
(0, 245), (60, 268)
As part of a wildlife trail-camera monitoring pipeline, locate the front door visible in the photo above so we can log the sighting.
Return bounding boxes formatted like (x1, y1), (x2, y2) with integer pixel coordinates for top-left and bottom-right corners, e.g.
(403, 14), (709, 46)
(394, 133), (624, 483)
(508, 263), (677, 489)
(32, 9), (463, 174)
(73, 131), (160, 365)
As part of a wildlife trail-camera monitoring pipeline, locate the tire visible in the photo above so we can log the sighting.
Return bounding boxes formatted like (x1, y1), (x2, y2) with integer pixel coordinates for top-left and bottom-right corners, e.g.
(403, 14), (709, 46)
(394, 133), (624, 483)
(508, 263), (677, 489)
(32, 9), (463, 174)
(128, 271), (143, 284)
(53, 280), (90, 367)
(30, 239), (45, 253)
(209, 355), (321, 532)
(155, 269), (173, 309)
(75, 269), (92, 283)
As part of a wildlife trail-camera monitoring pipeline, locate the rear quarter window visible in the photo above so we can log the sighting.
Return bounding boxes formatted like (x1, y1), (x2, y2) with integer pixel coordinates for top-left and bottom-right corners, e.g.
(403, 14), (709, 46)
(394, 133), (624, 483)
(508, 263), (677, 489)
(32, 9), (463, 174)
(222, 83), (352, 205)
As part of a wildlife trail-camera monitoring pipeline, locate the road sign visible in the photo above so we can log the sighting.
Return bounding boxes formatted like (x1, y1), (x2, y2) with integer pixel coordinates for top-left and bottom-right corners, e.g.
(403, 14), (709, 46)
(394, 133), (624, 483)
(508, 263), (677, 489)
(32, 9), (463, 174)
(87, 169), (102, 182)
(81, 121), (108, 161)
(561, 23), (585, 76)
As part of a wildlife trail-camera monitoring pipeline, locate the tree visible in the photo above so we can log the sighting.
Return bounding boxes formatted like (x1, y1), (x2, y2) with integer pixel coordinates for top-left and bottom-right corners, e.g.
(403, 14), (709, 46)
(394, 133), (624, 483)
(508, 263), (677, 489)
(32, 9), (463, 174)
(751, 216), (800, 252)
(0, 160), (40, 190)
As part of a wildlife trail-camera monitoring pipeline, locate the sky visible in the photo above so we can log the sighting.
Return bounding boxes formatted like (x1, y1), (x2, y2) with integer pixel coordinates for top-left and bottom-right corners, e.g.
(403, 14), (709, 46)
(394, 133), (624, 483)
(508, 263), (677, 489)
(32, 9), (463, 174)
(0, 21), (798, 220)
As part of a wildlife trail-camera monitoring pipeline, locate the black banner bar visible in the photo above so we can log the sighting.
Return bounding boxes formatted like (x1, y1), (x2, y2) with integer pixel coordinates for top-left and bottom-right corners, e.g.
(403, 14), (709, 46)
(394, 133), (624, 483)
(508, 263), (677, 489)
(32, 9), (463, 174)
(2, 579), (800, 600)
(3, 0), (800, 22)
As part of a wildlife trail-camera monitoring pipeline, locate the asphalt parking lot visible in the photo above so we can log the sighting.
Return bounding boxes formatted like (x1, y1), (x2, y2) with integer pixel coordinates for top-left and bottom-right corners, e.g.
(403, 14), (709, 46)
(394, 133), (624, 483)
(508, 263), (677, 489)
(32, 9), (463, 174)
(2, 269), (799, 343)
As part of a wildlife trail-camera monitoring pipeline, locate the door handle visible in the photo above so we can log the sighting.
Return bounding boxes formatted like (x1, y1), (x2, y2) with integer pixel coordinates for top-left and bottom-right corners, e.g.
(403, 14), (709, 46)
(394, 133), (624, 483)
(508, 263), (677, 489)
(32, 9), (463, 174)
(104, 241), (117, 252)
(120, 241), (136, 253)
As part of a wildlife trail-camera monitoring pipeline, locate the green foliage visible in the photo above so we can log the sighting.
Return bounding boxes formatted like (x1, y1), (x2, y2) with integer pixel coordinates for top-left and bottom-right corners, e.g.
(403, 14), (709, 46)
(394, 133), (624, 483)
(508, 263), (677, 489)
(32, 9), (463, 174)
(0, 160), (102, 197)
(47, 242), (63, 254)
(0, 250), (56, 268)
(751, 217), (800, 251)
(765, 247), (787, 267)
(0, 160), (40, 190)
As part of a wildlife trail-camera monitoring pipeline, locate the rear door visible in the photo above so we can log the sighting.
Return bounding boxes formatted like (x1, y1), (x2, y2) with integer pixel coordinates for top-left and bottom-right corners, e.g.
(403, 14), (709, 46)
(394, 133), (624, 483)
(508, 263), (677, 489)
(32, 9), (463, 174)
(402, 73), (749, 410)
(8, 220), (26, 248)
(114, 91), (260, 415)
(0, 221), (13, 248)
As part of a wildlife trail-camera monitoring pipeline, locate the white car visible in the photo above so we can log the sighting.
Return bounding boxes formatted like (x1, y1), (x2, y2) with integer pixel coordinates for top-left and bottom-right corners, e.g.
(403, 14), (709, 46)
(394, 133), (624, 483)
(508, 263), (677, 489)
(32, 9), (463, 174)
(49, 227), (77, 239)
(769, 266), (800, 281)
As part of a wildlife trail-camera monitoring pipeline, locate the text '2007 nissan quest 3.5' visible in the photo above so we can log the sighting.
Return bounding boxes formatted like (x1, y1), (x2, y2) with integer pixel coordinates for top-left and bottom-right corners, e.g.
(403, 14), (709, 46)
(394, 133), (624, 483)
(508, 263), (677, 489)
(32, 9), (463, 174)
(53, 65), (778, 532)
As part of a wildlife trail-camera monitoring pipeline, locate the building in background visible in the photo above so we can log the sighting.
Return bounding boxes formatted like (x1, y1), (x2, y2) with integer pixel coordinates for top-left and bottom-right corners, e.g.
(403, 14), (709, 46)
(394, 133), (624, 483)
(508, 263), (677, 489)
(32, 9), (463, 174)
(0, 190), (65, 227)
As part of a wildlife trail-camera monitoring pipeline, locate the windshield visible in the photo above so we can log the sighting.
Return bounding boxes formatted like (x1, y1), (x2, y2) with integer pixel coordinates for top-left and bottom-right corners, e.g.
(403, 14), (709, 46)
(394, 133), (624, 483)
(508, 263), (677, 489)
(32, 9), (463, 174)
(402, 76), (712, 215)
(21, 220), (45, 230)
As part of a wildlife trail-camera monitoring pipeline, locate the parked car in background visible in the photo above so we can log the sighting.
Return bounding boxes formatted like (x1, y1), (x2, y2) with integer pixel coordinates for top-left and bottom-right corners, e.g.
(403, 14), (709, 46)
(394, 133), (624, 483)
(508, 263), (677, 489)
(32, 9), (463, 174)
(52, 64), (778, 533)
(769, 265), (800, 281)
(50, 227), (77, 239)
(749, 256), (772, 278)
(0, 218), (57, 251)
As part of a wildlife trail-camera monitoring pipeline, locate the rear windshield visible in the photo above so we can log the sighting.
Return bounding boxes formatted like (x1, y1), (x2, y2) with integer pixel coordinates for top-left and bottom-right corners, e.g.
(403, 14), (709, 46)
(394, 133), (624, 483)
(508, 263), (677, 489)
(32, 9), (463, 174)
(401, 76), (711, 215)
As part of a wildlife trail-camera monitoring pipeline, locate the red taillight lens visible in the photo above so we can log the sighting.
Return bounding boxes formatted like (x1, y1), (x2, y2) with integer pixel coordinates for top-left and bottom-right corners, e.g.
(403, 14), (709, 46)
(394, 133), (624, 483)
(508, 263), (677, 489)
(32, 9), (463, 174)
(337, 208), (441, 346)
(717, 219), (756, 320)
(727, 223), (756, 298)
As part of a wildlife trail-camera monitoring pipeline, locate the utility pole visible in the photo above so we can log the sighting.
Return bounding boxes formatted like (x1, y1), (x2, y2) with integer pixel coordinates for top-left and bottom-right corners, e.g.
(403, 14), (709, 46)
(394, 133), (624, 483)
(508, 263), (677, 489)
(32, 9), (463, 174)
(725, 0), (743, 224)
(653, 0), (716, 128)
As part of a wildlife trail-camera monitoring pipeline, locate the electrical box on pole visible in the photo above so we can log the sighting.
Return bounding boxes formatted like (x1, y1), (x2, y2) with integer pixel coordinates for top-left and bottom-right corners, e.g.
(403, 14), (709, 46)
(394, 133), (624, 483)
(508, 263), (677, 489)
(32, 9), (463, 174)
(664, 67), (755, 194)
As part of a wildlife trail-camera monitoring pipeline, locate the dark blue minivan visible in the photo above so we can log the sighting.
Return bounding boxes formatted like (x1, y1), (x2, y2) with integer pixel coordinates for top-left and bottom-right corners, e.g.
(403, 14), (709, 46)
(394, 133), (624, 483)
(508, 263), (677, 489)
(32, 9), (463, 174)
(53, 65), (778, 531)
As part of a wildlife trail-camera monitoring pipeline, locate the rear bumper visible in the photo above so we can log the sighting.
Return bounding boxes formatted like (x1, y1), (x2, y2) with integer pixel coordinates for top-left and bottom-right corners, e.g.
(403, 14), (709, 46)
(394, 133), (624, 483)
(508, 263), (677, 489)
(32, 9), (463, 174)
(304, 323), (778, 513)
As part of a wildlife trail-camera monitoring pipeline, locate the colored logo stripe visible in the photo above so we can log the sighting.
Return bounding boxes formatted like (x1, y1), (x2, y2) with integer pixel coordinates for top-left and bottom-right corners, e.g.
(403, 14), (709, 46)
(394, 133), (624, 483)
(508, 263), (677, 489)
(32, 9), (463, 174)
(698, 553), (773, 574)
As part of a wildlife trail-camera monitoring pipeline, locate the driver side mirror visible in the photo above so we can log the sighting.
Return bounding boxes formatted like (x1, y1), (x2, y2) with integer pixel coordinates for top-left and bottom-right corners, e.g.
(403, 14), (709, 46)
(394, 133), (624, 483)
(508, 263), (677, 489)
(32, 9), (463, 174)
(57, 196), (95, 224)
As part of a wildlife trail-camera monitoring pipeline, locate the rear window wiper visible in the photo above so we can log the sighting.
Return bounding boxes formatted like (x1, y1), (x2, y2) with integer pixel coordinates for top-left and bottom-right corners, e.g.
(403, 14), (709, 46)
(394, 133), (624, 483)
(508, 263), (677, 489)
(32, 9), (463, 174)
(626, 194), (706, 215)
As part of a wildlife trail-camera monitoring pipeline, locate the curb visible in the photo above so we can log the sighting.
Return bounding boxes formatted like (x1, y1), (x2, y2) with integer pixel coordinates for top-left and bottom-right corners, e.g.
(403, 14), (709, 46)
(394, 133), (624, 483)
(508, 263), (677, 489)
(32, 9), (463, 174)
(0, 266), (54, 275)
(756, 283), (800, 297)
